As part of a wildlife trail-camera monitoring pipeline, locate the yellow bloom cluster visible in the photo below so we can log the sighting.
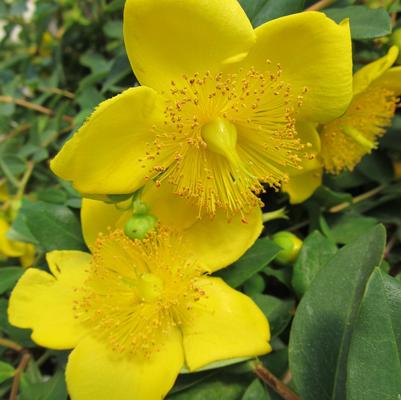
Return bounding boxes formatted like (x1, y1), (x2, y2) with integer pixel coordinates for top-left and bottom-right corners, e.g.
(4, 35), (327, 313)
(11, 0), (398, 399)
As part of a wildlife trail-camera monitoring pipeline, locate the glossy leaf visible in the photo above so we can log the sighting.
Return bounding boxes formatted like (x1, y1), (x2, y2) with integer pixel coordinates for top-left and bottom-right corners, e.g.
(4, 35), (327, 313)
(289, 225), (386, 400)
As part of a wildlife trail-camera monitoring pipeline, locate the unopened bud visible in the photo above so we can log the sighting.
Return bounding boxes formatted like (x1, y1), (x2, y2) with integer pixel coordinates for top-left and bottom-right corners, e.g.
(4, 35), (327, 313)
(272, 231), (303, 265)
(124, 214), (157, 240)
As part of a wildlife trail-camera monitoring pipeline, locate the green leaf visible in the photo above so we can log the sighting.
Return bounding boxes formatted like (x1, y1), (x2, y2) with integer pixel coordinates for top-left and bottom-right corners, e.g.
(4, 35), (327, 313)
(0, 362), (15, 384)
(292, 231), (337, 297)
(215, 239), (281, 288)
(239, 0), (303, 26)
(252, 294), (294, 337)
(312, 186), (352, 209)
(347, 270), (401, 399)
(289, 224), (386, 400)
(357, 151), (394, 184)
(0, 267), (23, 294)
(242, 379), (270, 400)
(324, 6), (392, 39)
(168, 374), (248, 400)
(330, 214), (378, 244)
(20, 369), (67, 400)
(19, 199), (85, 251)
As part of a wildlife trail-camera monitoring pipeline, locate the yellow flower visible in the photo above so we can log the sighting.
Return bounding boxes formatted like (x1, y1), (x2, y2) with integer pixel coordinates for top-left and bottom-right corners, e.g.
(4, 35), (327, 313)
(321, 46), (401, 174)
(0, 183), (35, 267)
(8, 228), (270, 400)
(51, 0), (352, 217)
(81, 182), (262, 272)
(284, 46), (401, 204)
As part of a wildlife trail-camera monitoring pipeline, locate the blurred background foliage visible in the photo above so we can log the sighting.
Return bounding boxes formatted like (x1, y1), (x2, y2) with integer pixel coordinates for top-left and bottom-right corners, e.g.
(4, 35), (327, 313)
(1, 0), (401, 399)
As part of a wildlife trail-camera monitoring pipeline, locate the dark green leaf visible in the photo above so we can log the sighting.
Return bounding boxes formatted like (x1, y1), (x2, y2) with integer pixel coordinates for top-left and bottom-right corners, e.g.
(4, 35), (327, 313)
(252, 294), (294, 337)
(242, 379), (269, 400)
(324, 6), (392, 39)
(0, 267), (23, 294)
(216, 239), (281, 288)
(330, 214), (378, 244)
(347, 270), (401, 399)
(292, 231), (337, 297)
(19, 199), (85, 251)
(0, 362), (14, 384)
(289, 225), (386, 400)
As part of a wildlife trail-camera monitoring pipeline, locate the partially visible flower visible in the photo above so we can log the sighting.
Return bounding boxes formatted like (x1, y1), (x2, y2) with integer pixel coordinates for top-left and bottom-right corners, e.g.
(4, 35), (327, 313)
(8, 228), (270, 400)
(321, 46), (401, 174)
(0, 183), (35, 267)
(82, 181), (263, 272)
(284, 46), (401, 204)
(272, 231), (303, 265)
(51, 0), (353, 218)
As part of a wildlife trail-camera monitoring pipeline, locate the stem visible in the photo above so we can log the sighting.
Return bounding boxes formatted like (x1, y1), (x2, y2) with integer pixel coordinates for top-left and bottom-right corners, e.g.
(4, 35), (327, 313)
(0, 338), (23, 353)
(16, 161), (34, 199)
(0, 96), (73, 123)
(262, 208), (288, 223)
(253, 362), (299, 400)
(9, 352), (30, 400)
(329, 185), (385, 213)
(306, 0), (336, 11)
(0, 124), (31, 144)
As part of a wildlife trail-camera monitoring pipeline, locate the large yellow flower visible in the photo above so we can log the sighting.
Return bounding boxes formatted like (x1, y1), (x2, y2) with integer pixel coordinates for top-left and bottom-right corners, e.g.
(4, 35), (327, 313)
(284, 46), (401, 203)
(8, 228), (270, 400)
(0, 184), (35, 267)
(51, 0), (352, 217)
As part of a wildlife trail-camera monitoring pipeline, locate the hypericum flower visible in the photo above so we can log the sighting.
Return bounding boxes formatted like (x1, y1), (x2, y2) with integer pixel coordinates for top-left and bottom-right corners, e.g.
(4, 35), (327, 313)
(321, 46), (401, 174)
(51, 0), (352, 217)
(81, 181), (262, 271)
(8, 228), (270, 400)
(0, 184), (35, 267)
(283, 46), (401, 203)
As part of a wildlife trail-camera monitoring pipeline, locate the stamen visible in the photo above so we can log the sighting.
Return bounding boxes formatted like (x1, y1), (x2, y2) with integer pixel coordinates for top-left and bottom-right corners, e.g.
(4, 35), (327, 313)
(143, 66), (310, 217)
(321, 86), (398, 174)
(74, 229), (206, 358)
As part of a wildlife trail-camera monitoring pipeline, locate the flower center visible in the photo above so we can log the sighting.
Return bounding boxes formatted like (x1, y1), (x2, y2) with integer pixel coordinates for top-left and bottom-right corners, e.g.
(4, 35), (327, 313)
(74, 229), (205, 358)
(200, 118), (240, 166)
(136, 273), (163, 302)
(144, 65), (310, 217)
(321, 86), (398, 174)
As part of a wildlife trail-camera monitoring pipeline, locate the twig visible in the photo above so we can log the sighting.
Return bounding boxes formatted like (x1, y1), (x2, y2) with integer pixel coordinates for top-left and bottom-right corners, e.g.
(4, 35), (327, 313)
(306, 0), (336, 11)
(0, 95), (73, 123)
(9, 351), (30, 400)
(38, 87), (74, 99)
(0, 338), (23, 353)
(253, 361), (299, 400)
(0, 124), (31, 144)
(329, 185), (385, 214)
(16, 161), (34, 199)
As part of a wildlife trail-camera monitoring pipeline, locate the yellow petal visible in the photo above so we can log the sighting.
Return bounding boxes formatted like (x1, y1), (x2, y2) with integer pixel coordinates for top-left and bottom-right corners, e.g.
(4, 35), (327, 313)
(241, 12), (352, 123)
(283, 167), (323, 204)
(82, 192), (262, 272)
(8, 251), (91, 349)
(353, 46), (399, 95)
(182, 277), (271, 371)
(81, 198), (130, 250)
(66, 330), (183, 400)
(0, 219), (25, 258)
(51, 87), (165, 195)
(372, 66), (401, 97)
(123, 0), (255, 90)
(183, 207), (263, 273)
(141, 182), (199, 230)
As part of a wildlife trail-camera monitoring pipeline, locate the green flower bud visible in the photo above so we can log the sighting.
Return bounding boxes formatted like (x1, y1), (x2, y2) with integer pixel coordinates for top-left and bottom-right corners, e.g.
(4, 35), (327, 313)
(132, 199), (150, 215)
(272, 231), (303, 265)
(124, 214), (157, 240)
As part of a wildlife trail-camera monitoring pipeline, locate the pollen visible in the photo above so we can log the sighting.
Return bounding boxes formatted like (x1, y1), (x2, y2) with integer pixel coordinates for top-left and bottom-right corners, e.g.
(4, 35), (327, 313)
(142, 65), (311, 217)
(73, 228), (206, 358)
(320, 86), (399, 174)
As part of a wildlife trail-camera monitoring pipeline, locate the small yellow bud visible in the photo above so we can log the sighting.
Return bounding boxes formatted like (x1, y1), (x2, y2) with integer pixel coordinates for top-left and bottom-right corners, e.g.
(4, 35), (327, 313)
(272, 231), (303, 265)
